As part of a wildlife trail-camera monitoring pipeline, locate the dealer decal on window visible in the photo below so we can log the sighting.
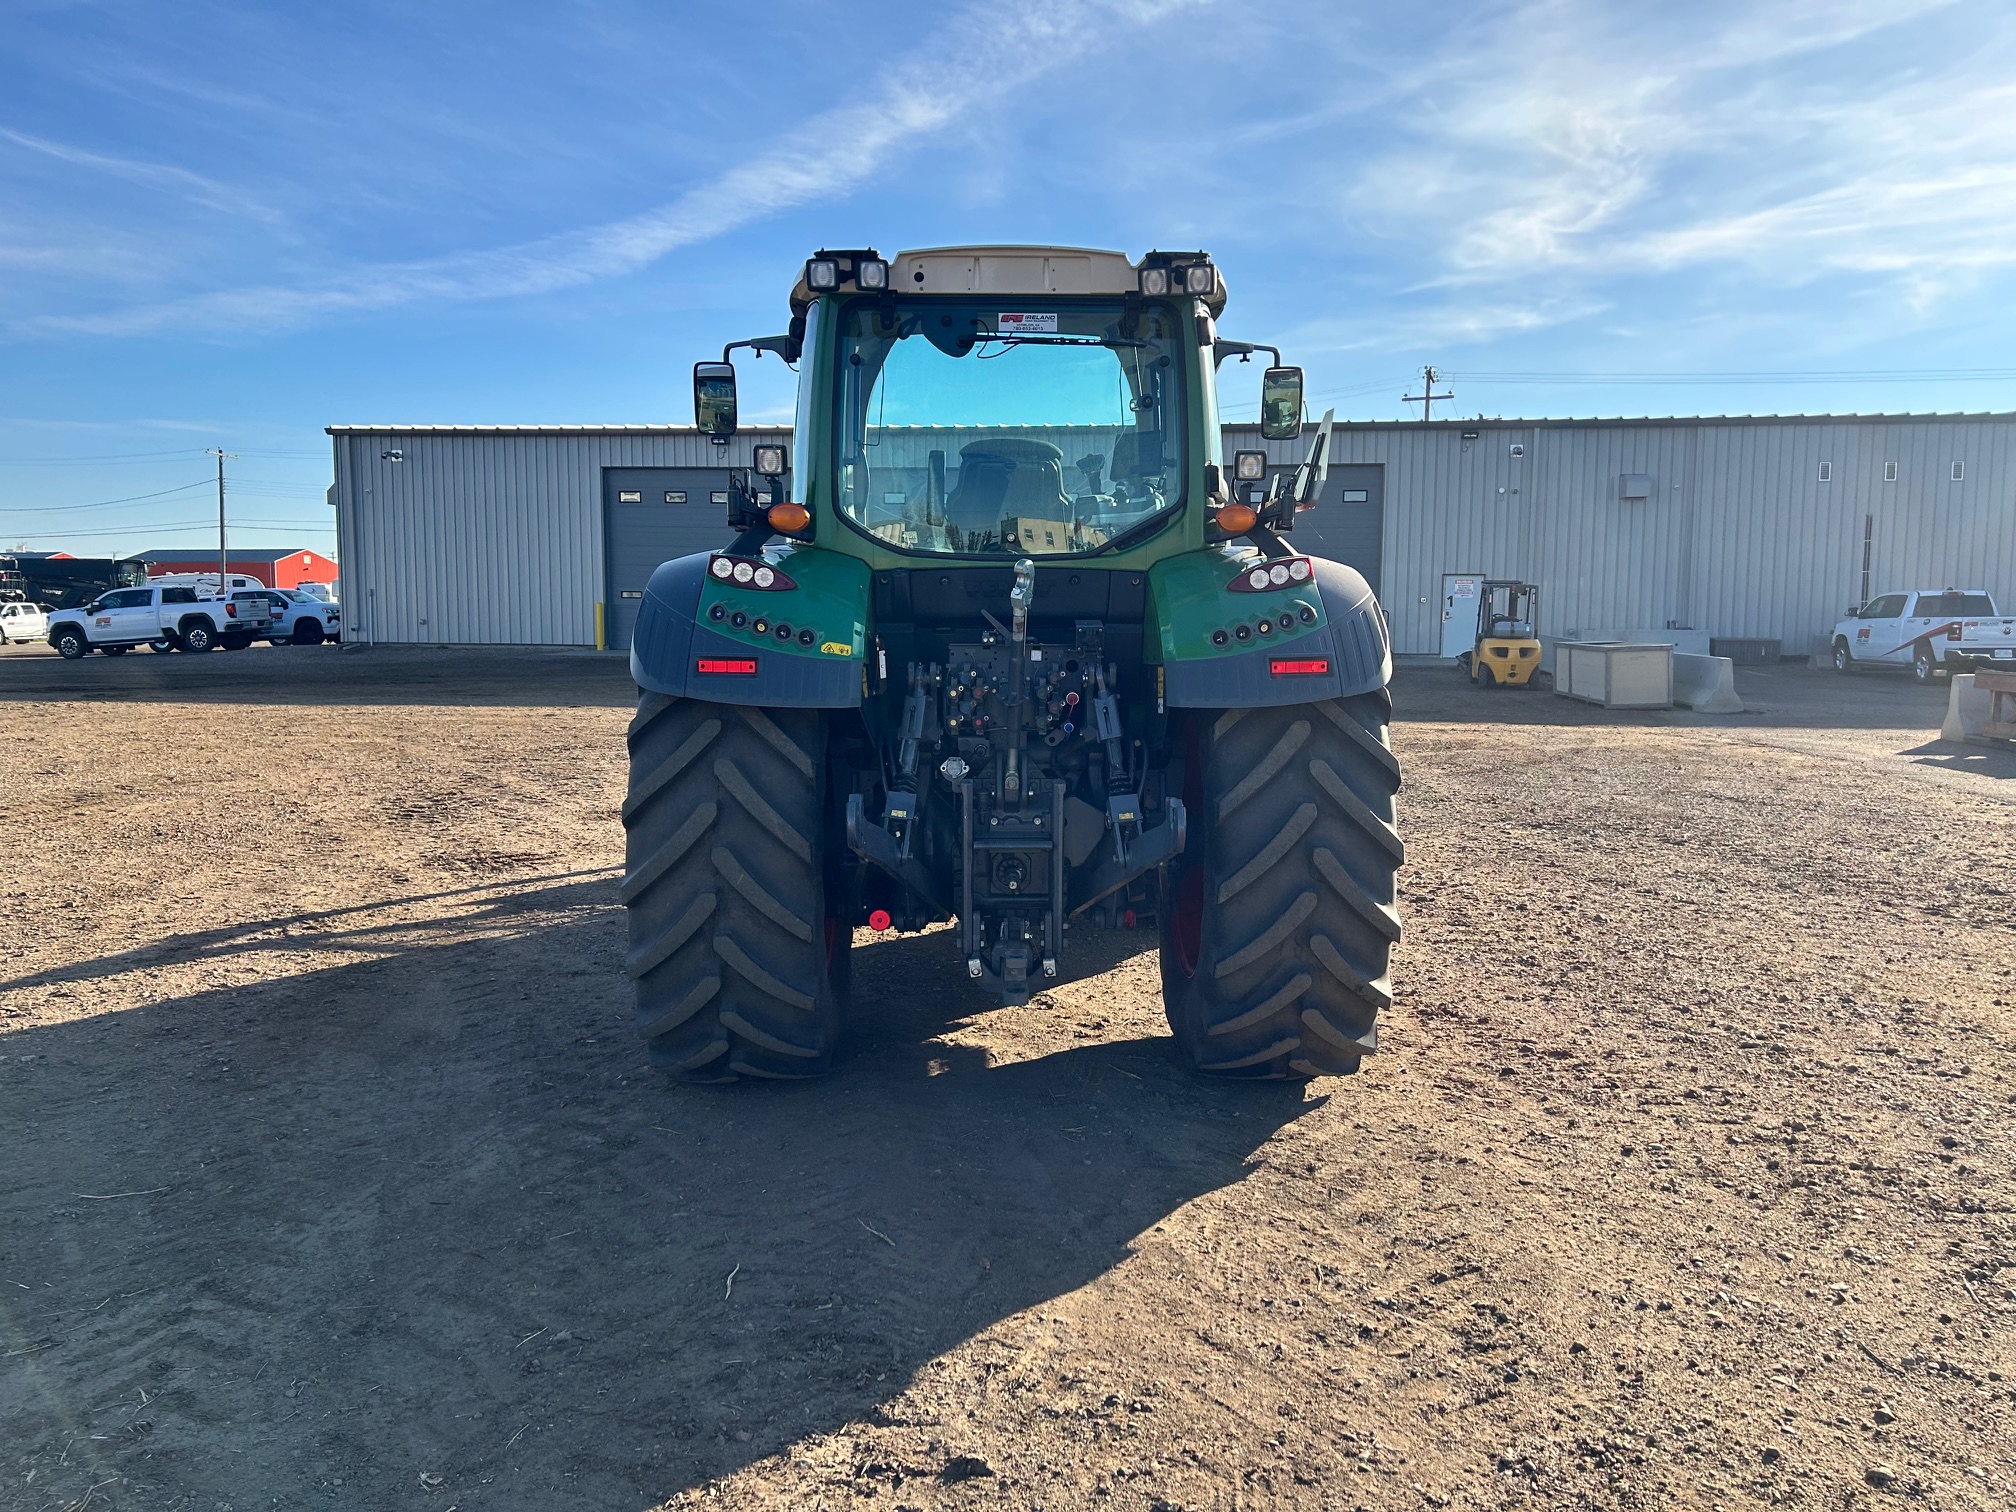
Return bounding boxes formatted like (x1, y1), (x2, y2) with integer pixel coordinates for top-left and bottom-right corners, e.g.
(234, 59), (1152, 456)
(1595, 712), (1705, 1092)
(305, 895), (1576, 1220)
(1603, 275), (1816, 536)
(996, 312), (1057, 334)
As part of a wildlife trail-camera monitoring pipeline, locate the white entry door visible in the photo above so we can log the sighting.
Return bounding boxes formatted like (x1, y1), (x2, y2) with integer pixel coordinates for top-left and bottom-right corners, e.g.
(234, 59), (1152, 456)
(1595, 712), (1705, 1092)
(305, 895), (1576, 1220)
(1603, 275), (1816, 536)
(1440, 574), (1483, 659)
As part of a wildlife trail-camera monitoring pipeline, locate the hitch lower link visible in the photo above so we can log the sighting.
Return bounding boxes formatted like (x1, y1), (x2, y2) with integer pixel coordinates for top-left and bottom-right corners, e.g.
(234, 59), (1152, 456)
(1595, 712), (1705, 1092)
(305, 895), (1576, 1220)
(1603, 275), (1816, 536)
(845, 785), (1186, 1004)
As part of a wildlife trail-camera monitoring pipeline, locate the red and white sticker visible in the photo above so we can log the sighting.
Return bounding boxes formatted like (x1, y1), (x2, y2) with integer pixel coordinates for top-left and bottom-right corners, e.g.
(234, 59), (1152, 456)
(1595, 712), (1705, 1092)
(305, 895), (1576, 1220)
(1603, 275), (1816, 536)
(997, 312), (1057, 334)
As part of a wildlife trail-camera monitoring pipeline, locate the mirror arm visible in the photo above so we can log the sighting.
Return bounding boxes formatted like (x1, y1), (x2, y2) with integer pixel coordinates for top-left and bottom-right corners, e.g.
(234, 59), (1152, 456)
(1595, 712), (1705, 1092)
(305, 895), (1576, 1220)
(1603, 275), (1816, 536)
(722, 333), (800, 364)
(1212, 339), (1282, 371)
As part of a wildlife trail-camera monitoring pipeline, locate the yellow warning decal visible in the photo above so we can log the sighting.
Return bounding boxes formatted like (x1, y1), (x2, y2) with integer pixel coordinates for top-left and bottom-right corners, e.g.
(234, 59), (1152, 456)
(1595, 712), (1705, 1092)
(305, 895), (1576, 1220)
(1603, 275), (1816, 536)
(820, 640), (853, 657)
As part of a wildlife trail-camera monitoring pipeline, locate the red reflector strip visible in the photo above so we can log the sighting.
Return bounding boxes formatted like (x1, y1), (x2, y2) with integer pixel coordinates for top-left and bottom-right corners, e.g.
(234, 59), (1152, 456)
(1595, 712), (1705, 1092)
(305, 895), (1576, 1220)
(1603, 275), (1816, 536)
(695, 657), (757, 675)
(1269, 658), (1330, 676)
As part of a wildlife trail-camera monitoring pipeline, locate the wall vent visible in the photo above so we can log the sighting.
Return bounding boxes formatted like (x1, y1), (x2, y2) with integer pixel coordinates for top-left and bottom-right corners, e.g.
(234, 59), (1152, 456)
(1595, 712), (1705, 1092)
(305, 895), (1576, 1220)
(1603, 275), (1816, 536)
(1883, 461), (1897, 482)
(1817, 461), (1832, 482)
(1952, 461), (1965, 481)
(1618, 472), (1653, 501)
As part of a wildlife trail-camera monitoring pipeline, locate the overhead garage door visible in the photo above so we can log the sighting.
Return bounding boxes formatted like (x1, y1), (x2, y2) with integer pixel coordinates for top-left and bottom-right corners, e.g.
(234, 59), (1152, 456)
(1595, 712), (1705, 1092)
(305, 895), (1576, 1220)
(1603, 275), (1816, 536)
(1287, 463), (1384, 593)
(604, 467), (734, 651)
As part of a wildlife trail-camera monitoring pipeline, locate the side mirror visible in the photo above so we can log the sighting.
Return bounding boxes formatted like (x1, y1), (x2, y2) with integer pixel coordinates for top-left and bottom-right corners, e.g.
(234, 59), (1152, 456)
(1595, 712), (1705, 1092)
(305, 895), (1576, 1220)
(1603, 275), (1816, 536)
(1845, 604), (1861, 617)
(693, 362), (738, 440)
(1260, 366), (1304, 441)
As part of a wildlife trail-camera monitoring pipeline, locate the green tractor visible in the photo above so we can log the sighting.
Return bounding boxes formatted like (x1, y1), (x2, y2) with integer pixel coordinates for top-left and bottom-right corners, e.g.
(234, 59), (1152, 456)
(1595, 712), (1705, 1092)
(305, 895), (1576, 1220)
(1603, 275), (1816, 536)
(623, 246), (1402, 1082)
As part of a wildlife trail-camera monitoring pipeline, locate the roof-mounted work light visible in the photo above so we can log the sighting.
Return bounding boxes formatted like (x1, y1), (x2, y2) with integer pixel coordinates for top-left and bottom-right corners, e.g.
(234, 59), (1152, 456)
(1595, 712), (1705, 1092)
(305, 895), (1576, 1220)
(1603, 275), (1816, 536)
(1138, 266), (1170, 297)
(805, 257), (840, 291)
(856, 258), (888, 290)
(1183, 261), (1217, 295)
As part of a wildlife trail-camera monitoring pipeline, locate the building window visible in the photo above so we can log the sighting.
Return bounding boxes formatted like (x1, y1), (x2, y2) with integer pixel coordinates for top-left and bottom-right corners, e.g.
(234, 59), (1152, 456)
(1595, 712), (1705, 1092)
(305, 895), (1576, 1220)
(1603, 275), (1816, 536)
(1341, 488), (1370, 503)
(617, 490), (642, 504)
(665, 490), (687, 504)
(1951, 461), (1965, 481)
(1883, 461), (1897, 482)
(1817, 461), (1832, 482)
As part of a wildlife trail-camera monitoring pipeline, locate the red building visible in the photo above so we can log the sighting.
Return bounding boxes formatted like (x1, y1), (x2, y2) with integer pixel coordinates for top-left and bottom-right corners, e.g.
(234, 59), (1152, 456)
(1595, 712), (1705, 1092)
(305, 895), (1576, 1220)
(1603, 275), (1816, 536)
(137, 547), (338, 590)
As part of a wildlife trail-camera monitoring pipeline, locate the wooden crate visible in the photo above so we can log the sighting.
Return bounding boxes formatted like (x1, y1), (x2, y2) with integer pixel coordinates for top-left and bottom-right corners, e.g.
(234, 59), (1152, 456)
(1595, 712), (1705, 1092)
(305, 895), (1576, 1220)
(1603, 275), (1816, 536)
(1979, 669), (2016, 743)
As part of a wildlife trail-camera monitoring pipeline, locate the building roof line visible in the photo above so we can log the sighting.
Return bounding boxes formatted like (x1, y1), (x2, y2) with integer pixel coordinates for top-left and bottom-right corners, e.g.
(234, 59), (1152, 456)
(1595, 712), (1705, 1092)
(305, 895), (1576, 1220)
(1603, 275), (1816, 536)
(331, 410), (2016, 437)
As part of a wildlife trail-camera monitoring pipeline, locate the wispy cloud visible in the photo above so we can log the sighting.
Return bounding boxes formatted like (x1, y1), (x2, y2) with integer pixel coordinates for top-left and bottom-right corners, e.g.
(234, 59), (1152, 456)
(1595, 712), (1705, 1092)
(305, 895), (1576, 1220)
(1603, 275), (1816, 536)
(0, 126), (285, 226)
(1334, 0), (2015, 339)
(1290, 296), (1612, 356)
(28, 0), (1205, 339)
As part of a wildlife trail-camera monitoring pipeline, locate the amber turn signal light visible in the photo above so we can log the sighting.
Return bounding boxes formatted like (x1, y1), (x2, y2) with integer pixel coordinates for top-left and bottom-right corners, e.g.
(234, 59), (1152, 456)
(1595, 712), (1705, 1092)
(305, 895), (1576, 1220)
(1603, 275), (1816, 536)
(1216, 502), (1257, 534)
(767, 502), (811, 532)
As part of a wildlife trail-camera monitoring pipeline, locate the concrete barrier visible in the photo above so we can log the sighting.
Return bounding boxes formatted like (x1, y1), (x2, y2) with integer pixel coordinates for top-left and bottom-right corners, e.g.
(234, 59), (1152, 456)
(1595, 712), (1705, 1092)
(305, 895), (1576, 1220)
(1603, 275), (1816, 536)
(1941, 673), (1992, 741)
(1673, 653), (1744, 713)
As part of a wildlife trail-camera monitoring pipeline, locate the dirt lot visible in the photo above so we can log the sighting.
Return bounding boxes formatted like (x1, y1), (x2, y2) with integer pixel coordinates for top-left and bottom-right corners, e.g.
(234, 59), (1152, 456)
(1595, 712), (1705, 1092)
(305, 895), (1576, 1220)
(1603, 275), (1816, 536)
(2, 641), (2012, 1512)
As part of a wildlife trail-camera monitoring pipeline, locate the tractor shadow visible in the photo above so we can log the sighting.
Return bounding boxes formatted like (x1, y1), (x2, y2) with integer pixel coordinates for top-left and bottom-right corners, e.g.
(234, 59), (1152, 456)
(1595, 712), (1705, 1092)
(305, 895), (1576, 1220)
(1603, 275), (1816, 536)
(1, 877), (1312, 1511)
(0, 643), (638, 708)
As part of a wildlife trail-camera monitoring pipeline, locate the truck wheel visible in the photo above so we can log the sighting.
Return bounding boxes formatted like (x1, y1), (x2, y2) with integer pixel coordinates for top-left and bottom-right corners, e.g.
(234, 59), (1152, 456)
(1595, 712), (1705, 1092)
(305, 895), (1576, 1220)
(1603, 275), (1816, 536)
(621, 694), (846, 1081)
(1912, 643), (1938, 683)
(179, 620), (217, 653)
(53, 629), (88, 659)
(293, 620), (324, 645)
(1832, 639), (1854, 674)
(220, 633), (253, 651)
(149, 638), (176, 653)
(1161, 695), (1403, 1079)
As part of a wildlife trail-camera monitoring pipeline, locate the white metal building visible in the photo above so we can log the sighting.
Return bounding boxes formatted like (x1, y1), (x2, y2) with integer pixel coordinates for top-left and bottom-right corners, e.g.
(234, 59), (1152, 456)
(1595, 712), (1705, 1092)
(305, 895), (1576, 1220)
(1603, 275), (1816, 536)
(327, 413), (2016, 656)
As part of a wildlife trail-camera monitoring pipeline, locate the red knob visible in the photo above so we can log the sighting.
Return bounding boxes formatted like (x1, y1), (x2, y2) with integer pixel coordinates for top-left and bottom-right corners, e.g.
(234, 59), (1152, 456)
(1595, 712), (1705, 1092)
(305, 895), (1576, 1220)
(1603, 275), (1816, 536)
(868, 909), (892, 931)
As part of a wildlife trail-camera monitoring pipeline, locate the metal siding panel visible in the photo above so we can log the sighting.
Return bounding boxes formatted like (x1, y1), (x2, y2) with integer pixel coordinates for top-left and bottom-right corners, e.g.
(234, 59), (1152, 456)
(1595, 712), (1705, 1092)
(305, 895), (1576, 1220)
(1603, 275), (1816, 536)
(331, 420), (2016, 651)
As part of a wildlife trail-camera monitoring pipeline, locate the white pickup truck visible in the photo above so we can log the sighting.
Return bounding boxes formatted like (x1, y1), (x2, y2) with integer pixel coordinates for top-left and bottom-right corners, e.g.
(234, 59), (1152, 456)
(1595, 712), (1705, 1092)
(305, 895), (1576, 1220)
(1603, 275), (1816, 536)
(1831, 588), (2016, 682)
(47, 584), (273, 658)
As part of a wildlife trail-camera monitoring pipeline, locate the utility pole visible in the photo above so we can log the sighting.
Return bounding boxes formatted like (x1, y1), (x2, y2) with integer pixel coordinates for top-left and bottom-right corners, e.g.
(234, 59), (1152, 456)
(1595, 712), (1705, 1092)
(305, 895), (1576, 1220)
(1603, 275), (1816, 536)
(207, 448), (237, 592)
(1403, 365), (1454, 421)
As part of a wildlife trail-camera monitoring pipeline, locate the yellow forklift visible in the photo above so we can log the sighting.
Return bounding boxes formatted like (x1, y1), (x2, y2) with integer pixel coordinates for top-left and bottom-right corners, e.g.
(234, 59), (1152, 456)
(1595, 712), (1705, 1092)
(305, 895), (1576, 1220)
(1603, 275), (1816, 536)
(1461, 580), (1542, 687)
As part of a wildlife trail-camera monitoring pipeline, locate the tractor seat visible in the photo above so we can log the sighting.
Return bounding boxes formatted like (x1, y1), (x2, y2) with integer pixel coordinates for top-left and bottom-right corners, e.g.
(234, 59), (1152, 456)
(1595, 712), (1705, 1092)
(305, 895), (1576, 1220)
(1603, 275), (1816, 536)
(944, 439), (1068, 537)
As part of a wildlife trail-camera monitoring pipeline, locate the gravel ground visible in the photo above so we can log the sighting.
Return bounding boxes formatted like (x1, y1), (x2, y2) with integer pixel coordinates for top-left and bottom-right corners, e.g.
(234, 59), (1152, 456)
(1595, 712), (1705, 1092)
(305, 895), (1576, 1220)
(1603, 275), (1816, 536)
(1, 641), (2011, 1512)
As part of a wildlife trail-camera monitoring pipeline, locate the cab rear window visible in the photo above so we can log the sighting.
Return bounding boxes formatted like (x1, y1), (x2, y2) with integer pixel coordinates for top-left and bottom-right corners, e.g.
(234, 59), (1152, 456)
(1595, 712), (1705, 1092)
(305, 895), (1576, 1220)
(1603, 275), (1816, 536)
(1917, 593), (1995, 616)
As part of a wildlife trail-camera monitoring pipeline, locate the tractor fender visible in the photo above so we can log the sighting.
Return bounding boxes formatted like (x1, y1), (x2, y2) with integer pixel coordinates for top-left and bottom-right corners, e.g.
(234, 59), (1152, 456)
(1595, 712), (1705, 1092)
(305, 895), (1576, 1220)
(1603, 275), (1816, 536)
(1161, 556), (1391, 708)
(629, 549), (866, 707)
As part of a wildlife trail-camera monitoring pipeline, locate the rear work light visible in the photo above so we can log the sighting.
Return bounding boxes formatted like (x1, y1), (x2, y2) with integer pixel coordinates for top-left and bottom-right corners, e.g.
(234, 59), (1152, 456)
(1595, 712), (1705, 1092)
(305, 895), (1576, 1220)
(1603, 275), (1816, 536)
(1229, 557), (1314, 592)
(1270, 658), (1330, 676)
(707, 556), (797, 590)
(696, 657), (757, 675)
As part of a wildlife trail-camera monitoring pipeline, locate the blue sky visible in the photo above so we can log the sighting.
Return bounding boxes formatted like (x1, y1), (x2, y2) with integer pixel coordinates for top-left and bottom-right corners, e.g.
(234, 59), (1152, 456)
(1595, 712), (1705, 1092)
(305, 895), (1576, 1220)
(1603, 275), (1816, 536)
(5, 0), (2016, 561)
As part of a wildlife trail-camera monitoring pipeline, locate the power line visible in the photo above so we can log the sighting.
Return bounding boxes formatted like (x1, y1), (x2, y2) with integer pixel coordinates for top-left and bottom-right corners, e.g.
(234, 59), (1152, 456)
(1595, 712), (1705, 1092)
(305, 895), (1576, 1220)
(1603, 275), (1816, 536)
(0, 448), (211, 466)
(0, 479), (214, 513)
(1447, 368), (2016, 386)
(3, 519), (212, 539)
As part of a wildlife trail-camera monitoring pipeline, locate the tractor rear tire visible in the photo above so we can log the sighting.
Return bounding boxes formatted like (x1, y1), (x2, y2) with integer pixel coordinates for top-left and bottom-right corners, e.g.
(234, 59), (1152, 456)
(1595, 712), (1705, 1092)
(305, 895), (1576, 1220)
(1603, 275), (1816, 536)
(1160, 694), (1403, 1079)
(621, 694), (846, 1081)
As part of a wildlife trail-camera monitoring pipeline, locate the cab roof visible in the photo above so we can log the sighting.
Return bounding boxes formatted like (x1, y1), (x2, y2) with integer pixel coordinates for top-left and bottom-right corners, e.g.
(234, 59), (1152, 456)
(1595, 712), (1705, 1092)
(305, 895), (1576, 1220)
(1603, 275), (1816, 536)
(787, 245), (1226, 316)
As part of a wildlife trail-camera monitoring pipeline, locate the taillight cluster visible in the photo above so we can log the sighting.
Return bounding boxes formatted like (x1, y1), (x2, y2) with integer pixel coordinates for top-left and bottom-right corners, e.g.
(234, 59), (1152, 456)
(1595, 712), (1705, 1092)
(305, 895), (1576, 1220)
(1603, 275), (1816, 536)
(708, 556), (796, 590)
(1229, 558), (1313, 593)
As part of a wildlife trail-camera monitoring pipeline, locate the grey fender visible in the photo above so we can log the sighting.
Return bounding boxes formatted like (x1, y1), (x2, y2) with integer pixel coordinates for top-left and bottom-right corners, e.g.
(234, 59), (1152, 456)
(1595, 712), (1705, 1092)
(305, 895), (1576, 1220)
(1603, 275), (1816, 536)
(1162, 557), (1391, 708)
(628, 552), (862, 707)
